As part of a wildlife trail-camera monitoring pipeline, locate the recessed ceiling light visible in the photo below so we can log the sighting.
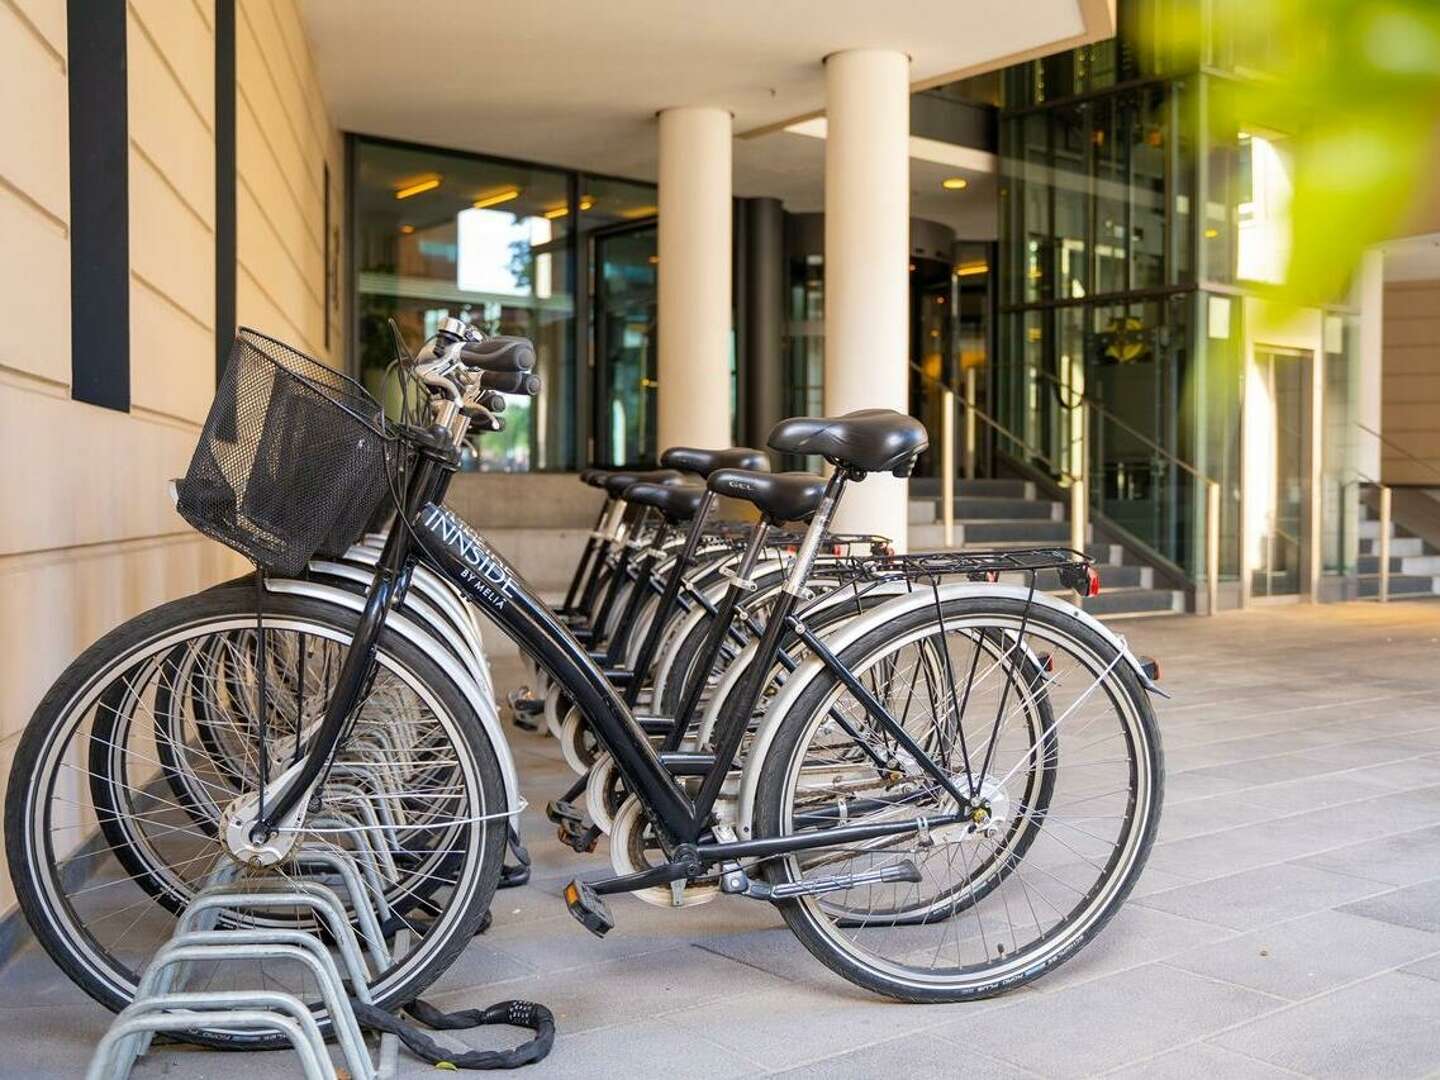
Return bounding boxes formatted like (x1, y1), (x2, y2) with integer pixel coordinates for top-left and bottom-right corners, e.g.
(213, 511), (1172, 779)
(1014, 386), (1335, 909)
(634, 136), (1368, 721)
(472, 188), (520, 209)
(399, 224), (415, 234)
(394, 176), (441, 200)
(941, 177), (969, 191)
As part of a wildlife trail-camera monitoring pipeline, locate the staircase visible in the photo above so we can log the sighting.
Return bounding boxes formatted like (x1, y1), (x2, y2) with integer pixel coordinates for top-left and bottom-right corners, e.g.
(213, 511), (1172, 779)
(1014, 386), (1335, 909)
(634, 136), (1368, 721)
(908, 478), (1186, 619)
(1357, 503), (1440, 599)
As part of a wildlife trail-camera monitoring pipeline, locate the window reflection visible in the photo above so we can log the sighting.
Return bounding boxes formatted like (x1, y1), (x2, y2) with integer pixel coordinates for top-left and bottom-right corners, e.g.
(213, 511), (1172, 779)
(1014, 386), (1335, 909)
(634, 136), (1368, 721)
(353, 139), (575, 472)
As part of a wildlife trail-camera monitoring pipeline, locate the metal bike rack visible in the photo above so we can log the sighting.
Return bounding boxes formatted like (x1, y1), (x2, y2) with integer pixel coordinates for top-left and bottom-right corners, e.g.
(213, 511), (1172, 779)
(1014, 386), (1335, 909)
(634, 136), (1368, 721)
(86, 848), (405, 1080)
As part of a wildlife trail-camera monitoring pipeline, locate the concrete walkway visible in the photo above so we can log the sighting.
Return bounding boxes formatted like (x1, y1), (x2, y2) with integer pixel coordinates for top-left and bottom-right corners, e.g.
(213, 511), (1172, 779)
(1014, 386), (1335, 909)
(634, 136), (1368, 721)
(3, 601), (1440, 1078)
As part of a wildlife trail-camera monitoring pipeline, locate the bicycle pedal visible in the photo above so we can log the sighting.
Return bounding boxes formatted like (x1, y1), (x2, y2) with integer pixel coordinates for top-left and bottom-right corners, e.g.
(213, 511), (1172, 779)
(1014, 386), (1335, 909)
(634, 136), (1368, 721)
(548, 799), (602, 852)
(545, 798), (580, 826)
(507, 694), (545, 718)
(563, 879), (615, 938)
(557, 821), (602, 853)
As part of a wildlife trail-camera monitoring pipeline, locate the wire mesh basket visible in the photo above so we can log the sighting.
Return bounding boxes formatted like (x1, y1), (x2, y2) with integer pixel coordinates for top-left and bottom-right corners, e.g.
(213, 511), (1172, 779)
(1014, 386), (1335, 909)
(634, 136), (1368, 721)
(174, 328), (397, 575)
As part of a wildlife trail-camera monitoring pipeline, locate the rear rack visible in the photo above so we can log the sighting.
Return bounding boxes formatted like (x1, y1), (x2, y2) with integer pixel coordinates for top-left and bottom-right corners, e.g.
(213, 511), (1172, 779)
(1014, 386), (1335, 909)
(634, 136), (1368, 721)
(839, 546), (1097, 593)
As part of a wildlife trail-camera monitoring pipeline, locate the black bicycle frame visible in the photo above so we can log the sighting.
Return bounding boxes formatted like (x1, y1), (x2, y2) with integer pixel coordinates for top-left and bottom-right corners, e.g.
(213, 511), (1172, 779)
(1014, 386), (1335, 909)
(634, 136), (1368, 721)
(259, 446), (969, 863)
(410, 472), (970, 858)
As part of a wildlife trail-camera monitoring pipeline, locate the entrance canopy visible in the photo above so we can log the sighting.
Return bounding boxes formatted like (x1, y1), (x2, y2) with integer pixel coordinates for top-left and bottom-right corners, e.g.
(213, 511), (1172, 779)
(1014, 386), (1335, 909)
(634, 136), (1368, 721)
(301, 0), (1115, 197)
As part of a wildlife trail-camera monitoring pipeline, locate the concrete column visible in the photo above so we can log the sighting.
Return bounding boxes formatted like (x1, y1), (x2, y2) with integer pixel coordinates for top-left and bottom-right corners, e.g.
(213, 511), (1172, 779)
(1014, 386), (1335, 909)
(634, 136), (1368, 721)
(657, 106), (733, 453)
(823, 49), (911, 547)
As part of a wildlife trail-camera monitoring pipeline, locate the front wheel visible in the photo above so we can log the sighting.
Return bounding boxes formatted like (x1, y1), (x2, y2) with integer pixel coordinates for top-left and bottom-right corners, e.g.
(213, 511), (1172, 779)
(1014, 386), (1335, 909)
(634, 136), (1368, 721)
(753, 596), (1163, 1003)
(4, 588), (508, 1046)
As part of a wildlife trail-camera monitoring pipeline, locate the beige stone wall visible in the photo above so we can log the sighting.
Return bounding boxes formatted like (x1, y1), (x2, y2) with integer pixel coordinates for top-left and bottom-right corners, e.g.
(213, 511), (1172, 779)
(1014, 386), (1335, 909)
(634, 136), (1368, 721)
(1382, 280), (1440, 486)
(235, 0), (343, 357)
(0, 0), (341, 916)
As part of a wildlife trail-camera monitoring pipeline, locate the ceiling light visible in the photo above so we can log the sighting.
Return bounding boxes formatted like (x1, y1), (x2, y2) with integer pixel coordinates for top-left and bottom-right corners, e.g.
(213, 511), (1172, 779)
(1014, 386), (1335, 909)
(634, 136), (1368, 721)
(941, 177), (969, 191)
(544, 196), (594, 220)
(621, 205), (658, 220)
(399, 224), (415, 234)
(394, 176), (441, 200)
(472, 188), (520, 209)
(955, 261), (988, 276)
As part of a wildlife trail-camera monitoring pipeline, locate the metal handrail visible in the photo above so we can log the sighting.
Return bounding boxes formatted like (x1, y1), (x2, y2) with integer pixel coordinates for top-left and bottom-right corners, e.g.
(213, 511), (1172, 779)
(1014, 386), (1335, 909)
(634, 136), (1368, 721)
(1026, 364), (1212, 484)
(912, 360), (1222, 614)
(1355, 421), (1440, 484)
(908, 363), (1071, 479)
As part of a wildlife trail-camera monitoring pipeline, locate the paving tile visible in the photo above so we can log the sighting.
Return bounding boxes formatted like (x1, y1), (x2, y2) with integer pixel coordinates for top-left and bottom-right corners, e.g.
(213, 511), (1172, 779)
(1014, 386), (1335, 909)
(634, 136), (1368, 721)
(1338, 879), (1440, 934)
(1105, 1041), (1299, 1079)
(1296, 825), (1440, 887)
(1167, 908), (1440, 1000)
(1213, 971), (1440, 1078)
(1136, 863), (1387, 931)
(1145, 804), (1386, 880)
(777, 1032), (1042, 1079)
(1354, 754), (1440, 791)
(0, 1002), (118, 1078)
(429, 943), (786, 1035)
(1401, 954), (1440, 983)
(664, 982), (959, 1072)
(1242, 770), (1402, 814)
(0, 943), (101, 1010)
(930, 962), (1280, 1078)
(1026, 904), (1235, 993)
(396, 1017), (759, 1080)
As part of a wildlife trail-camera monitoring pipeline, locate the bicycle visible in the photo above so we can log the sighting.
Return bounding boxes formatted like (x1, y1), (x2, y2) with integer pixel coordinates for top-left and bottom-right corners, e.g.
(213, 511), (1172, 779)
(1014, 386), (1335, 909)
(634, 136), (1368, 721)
(6, 319), (1165, 1042)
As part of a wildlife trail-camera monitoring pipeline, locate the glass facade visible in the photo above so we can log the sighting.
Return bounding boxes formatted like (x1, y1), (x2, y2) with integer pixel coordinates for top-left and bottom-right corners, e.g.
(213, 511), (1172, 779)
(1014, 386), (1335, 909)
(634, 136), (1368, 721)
(350, 136), (658, 471)
(991, 0), (1362, 590)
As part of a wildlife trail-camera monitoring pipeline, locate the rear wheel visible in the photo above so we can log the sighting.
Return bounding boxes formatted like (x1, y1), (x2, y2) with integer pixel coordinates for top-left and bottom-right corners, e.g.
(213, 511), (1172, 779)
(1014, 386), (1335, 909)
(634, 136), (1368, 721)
(753, 596), (1162, 1002)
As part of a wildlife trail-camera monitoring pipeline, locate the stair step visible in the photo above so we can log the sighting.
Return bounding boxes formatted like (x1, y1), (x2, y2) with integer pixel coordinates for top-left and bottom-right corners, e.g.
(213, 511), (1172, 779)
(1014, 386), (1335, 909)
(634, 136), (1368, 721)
(907, 497), (1061, 524)
(909, 520), (1079, 548)
(910, 478), (1035, 499)
(1358, 554), (1440, 575)
(958, 519), (1074, 543)
(1030, 564), (1148, 590)
(1359, 537), (1425, 558)
(1356, 574), (1440, 598)
(1081, 588), (1185, 618)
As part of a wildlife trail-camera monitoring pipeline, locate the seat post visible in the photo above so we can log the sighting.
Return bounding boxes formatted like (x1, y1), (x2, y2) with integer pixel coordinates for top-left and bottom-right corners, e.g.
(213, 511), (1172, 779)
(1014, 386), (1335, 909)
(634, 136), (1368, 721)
(781, 468), (849, 597)
(623, 491), (716, 707)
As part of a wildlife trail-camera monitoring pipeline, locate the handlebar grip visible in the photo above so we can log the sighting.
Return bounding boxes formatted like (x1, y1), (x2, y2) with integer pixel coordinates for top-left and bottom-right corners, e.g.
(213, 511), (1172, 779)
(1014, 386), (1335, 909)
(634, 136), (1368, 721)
(475, 369), (542, 395)
(459, 336), (536, 373)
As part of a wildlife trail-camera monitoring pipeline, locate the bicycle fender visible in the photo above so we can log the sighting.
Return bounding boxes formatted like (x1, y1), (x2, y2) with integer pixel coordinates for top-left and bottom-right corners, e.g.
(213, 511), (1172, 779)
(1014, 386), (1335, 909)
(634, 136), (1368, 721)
(733, 582), (1161, 840)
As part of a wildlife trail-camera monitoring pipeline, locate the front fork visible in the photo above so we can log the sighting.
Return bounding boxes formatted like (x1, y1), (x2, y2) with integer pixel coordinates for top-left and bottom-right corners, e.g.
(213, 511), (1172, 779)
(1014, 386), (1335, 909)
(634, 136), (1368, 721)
(240, 438), (456, 849)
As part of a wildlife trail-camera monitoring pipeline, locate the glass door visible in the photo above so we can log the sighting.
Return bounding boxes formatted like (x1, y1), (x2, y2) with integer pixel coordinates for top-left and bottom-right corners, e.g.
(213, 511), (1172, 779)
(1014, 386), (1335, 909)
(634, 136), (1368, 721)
(1252, 347), (1310, 598)
(592, 221), (658, 466)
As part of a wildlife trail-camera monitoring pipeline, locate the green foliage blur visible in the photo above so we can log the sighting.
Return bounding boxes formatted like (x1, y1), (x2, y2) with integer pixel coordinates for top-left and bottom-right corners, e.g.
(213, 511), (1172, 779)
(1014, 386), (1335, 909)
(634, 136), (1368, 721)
(1149, 0), (1440, 303)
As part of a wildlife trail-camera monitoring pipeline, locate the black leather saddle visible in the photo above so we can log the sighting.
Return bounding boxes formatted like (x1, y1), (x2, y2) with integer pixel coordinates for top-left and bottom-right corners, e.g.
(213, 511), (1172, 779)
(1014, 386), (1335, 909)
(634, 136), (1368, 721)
(622, 481), (708, 523)
(768, 409), (928, 477)
(603, 469), (685, 499)
(659, 446), (770, 478)
(580, 468), (611, 488)
(708, 468), (826, 524)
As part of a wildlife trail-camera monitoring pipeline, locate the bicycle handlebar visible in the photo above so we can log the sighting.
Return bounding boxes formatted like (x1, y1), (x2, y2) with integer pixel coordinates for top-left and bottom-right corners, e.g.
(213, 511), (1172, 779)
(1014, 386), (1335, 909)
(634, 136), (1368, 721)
(460, 336), (536, 374)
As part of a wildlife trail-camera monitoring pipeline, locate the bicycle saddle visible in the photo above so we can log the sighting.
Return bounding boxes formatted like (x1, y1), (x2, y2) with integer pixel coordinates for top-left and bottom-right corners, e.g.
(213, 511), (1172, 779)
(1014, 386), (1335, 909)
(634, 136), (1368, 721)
(768, 409), (929, 477)
(622, 480), (707, 523)
(602, 469), (685, 499)
(579, 468), (611, 488)
(708, 468), (826, 525)
(659, 446), (770, 478)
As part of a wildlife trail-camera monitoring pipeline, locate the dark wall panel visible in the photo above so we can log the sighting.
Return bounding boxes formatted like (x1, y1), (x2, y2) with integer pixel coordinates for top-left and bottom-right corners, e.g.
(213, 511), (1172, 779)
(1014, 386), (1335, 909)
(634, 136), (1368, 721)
(67, 1), (130, 411)
(215, 0), (236, 379)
